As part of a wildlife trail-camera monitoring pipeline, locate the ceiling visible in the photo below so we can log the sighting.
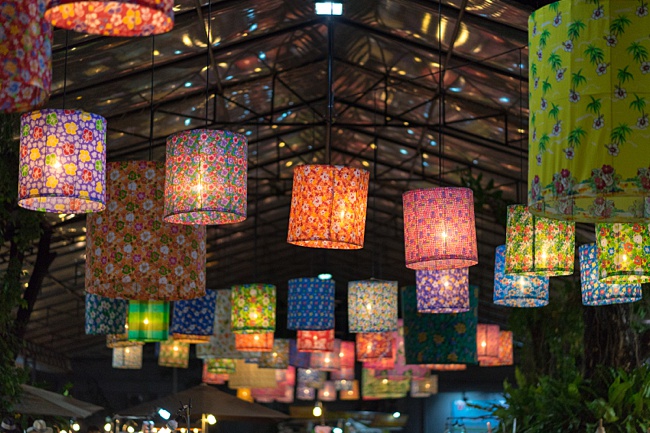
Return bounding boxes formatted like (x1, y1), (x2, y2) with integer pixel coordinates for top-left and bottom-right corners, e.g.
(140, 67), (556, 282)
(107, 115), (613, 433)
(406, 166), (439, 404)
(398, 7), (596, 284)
(11, 0), (564, 369)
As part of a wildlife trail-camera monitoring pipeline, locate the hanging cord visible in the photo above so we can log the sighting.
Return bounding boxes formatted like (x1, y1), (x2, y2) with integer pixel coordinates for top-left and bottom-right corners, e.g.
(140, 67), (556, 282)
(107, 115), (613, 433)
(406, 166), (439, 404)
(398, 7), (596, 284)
(325, 16), (334, 164)
(205, 0), (212, 126)
(518, 47), (524, 203)
(149, 34), (155, 161)
(254, 124), (259, 281)
(437, 0), (444, 184)
(62, 30), (69, 109)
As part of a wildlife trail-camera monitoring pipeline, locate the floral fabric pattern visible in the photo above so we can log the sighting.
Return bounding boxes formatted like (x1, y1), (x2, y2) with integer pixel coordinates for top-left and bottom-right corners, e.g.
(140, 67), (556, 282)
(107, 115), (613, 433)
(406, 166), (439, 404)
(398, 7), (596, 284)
(356, 332), (393, 361)
(339, 341), (355, 368)
(297, 368), (326, 388)
(297, 329), (334, 352)
(505, 205), (575, 276)
(416, 268), (470, 313)
(479, 331), (514, 367)
(258, 338), (290, 369)
(289, 338), (311, 367)
(596, 223), (650, 283)
(0, 0), (51, 113)
(529, 1), (650, 222)
(231, 284), (276, 333)
(171, 290), (216, 343)
(85, 294), (127, 335)
(202, 362), (228, 385)
(234, 333), (274, 352)
(348, 279), (398, 332)
(361, 369), (409, 400)
(164, 129), (247, 225)
(86, 161), (206, 300)
(310, 339), (341, 371)
(476, 324), (500, 362)
(19, 109), (106, 213)
(296, 385), (315, 401)
(494, 245), (550, 308)
(206, 358), (236, 374)
(340, 380), (360, 400)
(157, 339), (190, 369)
(318, 381), (337, 401)
(127, 300), (170, 342)
(45, 0), (174, 37)
(287, 164), (369, 249)
(287, 277), (335, 330)
(112, 345), (143, 369)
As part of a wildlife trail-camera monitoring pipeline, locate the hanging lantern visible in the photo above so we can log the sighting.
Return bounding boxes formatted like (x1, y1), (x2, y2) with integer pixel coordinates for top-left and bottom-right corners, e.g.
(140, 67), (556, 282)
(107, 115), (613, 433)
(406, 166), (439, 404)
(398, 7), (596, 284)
(85, 294), (127, 335)
(290, 339), (312, 367)
(86, 161), (206, 300)
(318, 381), (337, 402)
(297, 368), (326, 388)
(505, 205), (575, 276)
(171, 290), (216, 343)
(234, 333), (274, 352)
(158, 339), (190, 368)
(332, 368), (355, 391)
(276, 386), (295, 404)
(340, 380), (360, 400)
(415, 268), (470, 314)
(127, 300), (170, 342)
(106, 319), (145, 348)
(297, 385), (316, 401)
(287, 277), (335, 330)
(493, 245), (550, 308)
(205, 358), (236, 375)
(229, 359), (277, 389)
(403, 188), (478, 270)
(596, 223), (650, 283)
(480, 330), (514, 367)
(529, 1), (650, 222)
(411, 376), (438, 398)
(19, 109), (106, 213)
(579, 243), (642, 306)
(45, 0), (174, 37)
(339, 341), (355, 368)
(348, 279), (398, 332)
(476, 324), (499, 363)
(361, 369), (410, 400)
(427, 364), (467, 371)
(310, 339), (341, 371)
(258, 338), (290, 369)
(356, 332), (393, 361)
(0, 0), (51, 113)
(112, 345), (143, 369)
(297, 329), (335, 352)
(202, 362), (228, 385)
(236, 388), (254, 403)
(287, 165), (369, 249)
(164, 130), (247, 225)
(231, 284), (276, 334)
(362, 335), (397, 370)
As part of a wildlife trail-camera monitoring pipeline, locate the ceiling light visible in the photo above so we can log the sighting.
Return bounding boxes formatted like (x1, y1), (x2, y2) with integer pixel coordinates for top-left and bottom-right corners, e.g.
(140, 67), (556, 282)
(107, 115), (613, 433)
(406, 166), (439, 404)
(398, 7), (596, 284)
(393, 412), (401, 419)
(315, 2), (343, 15)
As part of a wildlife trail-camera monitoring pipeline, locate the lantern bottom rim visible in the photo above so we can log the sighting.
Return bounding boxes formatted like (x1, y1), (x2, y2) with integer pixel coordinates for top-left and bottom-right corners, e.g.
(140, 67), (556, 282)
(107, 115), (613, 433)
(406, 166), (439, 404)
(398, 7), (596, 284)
(416, 307), (471, 314)
(1, 84), (49, 114)
(599, 273), (650, 284)
(582, 294), (643, 306)
(406, 258), (478, 270)
(504, 267), (574, 277)
(164, 209), (247, 225)
(493, 298), (549, 308)
(171, 334), (211, 344)
(288, 238), (364, 250)
(19, 196), (105, 213)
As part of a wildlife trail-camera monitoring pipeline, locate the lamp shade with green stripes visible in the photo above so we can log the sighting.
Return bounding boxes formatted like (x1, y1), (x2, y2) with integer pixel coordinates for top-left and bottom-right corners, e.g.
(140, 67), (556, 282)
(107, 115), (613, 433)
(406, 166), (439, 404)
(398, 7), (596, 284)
(128, 300), (170, 342)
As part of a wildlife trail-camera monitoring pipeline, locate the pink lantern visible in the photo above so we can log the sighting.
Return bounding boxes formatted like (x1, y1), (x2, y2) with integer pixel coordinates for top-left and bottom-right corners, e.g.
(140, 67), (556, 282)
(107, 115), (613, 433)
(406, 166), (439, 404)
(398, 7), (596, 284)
(310, 339), (341, 371)
(477, 324), (500, 363)
(339, 341), (355, 368)
(297, 329), (335, 352)
(356, 332), (393, 361)
(318, 381), (337, 402)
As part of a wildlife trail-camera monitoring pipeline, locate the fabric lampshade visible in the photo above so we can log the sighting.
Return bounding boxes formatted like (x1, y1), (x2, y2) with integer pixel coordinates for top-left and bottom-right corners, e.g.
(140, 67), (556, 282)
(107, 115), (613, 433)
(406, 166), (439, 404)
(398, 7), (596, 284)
(228, 359), (277, 389)
(339, 341), (355, 368)
(205, 358), (236, 374)
(403, 187), (478, 270)
(202, 362), (228, 385)
(331, 367), (355, 381)
(493, 245), (550, 308)
(170, 290), (216, 343)
(231, 284), (276, 334)
(112, 345), (143, 369)
(19, 109), (106, 213)
(297, 385), (315, 401)
(297, 368), (326, 388)
(106, 318), (145, 348)
(505, 205), (575, 276)
(234, 333), (274, 352)
(427, 364), (467, 371)
(0, 0), (51, 113)
(529, 1), (650, 222)
(287, 164), (369, 249)
(480, 330), (514, 367)
(596, 223), (650, 283)
(348, 279), (398, 332)
(85, 294), (127, 335)
(258, 338), (290, 369)
(86, 161), (206, 300)
(318, 381), (337, 402)
(411, 376), (438, 398)
(158, 339), (190, 368)
(310, 339), (341, 371)
(287, 277), (335, 330)
(361, 369), (410, 400)
(127, 300), (170, 342)
(297, 329), (335, 352)
(340, 380), (359, 400)
(275, 386), (295, 404)
(416, 267), (470, 313)
(289, 339), (311, 367)
(356, 332), (393, 361)
(579, 243), (642, 306)
(236, 388), (254, 403)
(45, 0), (174, 36)
(477, 324), (499, 363)
(164, 130), (247, 225)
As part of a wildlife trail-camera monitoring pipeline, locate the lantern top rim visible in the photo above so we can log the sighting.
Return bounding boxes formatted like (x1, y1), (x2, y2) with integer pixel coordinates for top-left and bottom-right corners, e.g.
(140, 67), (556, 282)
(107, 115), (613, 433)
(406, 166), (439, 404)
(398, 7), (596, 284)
(167, 128), (248, 142)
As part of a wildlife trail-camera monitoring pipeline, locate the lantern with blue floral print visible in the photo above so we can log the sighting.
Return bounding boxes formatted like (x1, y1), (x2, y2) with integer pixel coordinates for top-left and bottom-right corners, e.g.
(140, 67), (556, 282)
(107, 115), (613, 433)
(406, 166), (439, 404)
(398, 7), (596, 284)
(171, 290), (216, 343)
(85, 294), (127, 335)
(287, 277), (335, 330)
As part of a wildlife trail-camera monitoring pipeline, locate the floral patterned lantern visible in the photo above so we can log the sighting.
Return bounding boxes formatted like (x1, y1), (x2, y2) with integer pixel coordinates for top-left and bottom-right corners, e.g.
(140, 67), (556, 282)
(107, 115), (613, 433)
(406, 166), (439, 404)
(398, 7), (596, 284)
(297, 368), (326, 388)
(112, 345), (143, 369)
(529, 1), (650, 223)
(505, 205), (575, 276)
(258, 338), (290, 369)
(340, 380), (359, 400)
(0, 0), (51, 113)
(403, 188), (478, 270)
(171, 290), (216, 343)
(289, 339), (311, 367)
(339, 341), (355, 368)
(356, 332), (393, 361)
(297, 385), (316, 401)
(229, 359), (277, 389)
(231, 284), (276, 334)
(85, 294), (127, 335)
(579, 243), (642, 305)
(494, 245), (550, 308)
(202, 361), (228, 385)
(331, 368), (355, 391)
(164, 130), (247, 225)
(236, 388), (254, 403)
(127, 300), (170, 342)
(318, 381), (337, 402)
(427, 364), (467, 371)
(158, 339), (190, 368)
(596, 223), (650, 283)
(310, 339), (341, 371)
(348, 279), (398, 332)
(476, 324), (499, 363)
(415, 268), (470, 314)
(297, 329), (335, 352)
(411, 376), (438, 398)
(205, 358), (236, 374)
(287, 277), (335, 330)
(19, 109), (106, 213)
(86, 161), (206, 300)
(287, 165), (369, 249)
(45, 0), (174, 36)
(234, 333), (274, 352)
(480, 330), (514, 367)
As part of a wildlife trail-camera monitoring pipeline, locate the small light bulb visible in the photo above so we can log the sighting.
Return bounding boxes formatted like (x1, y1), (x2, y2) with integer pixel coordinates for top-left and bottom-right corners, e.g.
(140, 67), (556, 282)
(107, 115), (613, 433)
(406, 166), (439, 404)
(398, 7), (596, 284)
(143, 318), (149, 325)
(253, 335), (259, 341)
(382, 379), (388, 385)
(104, 424), (112, 432)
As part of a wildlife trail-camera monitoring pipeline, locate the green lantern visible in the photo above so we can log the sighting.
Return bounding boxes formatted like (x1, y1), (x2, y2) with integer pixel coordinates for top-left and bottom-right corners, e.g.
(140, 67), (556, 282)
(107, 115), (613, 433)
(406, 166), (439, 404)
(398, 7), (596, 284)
(127, 300), (170, 342)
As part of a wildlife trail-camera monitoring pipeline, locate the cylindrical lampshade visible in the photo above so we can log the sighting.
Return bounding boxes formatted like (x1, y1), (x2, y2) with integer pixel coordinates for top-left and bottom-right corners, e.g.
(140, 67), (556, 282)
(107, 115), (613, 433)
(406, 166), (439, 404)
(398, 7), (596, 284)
(411, 376), (438, 397)
(310, 339), (341, 371)
(482, 330), (514, 367)
(348, 279), (398, 332)
(297, 385), (316, 401)
(287, 164), (369, 249)
(331, 367), (355, 382)
(171, 290), (216, 343)
(289, 339), (311, 367)
(427, 364), (467, 371)
(86, 161), (206, 300)
(318, 381), (337, 402)
(340, 380), (360, 400)
(415, 268), (470, 313)
(229, 359), (278, 389)
(112, 345), (143, 369)
(477, 324), (499, 363)
(164, 130), (247, 225)
(258, 338), (290, 369)
(493, 245), (550, 308)
(231, 284), (276, 334)
(506, 205), (575, 276)
(287, 277), (335, 330)
(297, 368), (326, 388)
(234, 333), (274, 352)
(339, 341), (355, 368)
(202, 361), (228, 385)
(579, 243), (642, 306)
(19, 109), (106, 213)
(106, 320), (145, 348)
(297, 329), (335, 352)
(0, 1), (51, 113)
(403, 187), (478, 270)
(158, 339), (190, 368)
(356, 332), (393, 361)
(236, 388), (254, 403)
(596, 223), (650, 283)
(529, 1), (650, 222)
(85, 294), (127, 335)
(45, 0), (174, 36)
(206, 358), (236, 374)
(127, 300), (170, 342)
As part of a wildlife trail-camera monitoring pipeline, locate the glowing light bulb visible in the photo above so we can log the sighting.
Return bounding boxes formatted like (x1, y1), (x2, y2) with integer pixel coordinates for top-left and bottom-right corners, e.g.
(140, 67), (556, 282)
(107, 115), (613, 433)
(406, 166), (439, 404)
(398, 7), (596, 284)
(127, 426), (135, 433)
(481, 341), (487, 348)
(173, 345), (178, 351)
(366, 302), (372, 311)
(143, 317), (149, 325)
(272, 352), (278, 358)
(253, 335), (259, 341)
(125, 348), (130, 354)
(382, 379), (388, 385)
(324, 357), (330, 363)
